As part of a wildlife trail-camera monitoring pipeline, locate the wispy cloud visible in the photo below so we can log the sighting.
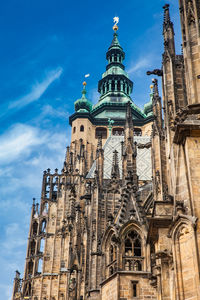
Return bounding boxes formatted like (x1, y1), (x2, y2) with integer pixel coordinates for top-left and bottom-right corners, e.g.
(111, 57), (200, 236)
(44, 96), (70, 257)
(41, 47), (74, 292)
(127, 57), (152, 75)
(9, 67), (63, 109)
(40, 104), (69, 119)
(0, 124), (47, 164)
(0, 123), (69, 166)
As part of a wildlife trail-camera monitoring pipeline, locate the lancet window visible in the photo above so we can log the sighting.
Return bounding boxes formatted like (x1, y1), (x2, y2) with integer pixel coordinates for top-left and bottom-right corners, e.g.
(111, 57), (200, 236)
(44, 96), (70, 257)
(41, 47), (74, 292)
(106, 241), (117, 277)
(30, 240), (36, 256)
(123, 230), (143, 271)
(95, 127), (107, 139)
(32, 221), (38, 235)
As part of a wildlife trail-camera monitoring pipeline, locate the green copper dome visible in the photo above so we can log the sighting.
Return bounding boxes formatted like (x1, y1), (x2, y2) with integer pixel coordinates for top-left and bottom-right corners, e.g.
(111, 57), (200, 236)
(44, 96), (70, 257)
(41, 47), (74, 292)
(74, 85), (92, 113)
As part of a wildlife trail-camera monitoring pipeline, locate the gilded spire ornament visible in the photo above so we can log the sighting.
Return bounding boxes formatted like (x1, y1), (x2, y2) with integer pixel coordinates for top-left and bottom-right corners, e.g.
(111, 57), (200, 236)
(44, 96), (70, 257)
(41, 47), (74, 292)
(113, 16), (119, 31)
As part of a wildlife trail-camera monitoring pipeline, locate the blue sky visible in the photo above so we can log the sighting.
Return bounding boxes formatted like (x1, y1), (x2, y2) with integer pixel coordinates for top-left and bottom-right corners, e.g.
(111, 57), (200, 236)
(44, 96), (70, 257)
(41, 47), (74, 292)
(0, 1), (181, 299)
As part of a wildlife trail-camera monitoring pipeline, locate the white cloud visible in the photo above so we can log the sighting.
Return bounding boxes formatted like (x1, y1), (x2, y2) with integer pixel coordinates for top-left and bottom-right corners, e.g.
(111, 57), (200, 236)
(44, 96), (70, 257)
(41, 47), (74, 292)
(127, 57), (152, 75)
(0, 198), (30, 214)
(9, 67), (63, 110)
(2, 223), (27, 251)
(40, 104), (69, 119)
(0, 124), (47, 164)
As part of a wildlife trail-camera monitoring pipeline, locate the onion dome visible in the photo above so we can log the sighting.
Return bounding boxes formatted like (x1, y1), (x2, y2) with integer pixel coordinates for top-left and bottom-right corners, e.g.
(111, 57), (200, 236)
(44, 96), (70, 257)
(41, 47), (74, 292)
(144, 85), (153, 117)
(74, 82), (92, 113)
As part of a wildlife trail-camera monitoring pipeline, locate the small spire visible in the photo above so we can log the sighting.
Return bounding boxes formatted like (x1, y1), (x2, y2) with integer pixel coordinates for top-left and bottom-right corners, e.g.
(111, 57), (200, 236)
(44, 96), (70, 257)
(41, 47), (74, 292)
(125, 101), (133, 129)
(111, 150), (120, 178)
(81, 81), (87, 99)
(163, 4), (171, 26)
(97, 135), (102, 150)
(150, 84), (154, 102)
(152, 78), (159, 98)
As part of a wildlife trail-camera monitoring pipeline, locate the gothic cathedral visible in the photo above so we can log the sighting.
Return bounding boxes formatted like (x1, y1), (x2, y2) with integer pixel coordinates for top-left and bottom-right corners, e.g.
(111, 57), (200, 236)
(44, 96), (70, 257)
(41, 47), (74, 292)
(12, 2), (200, 300)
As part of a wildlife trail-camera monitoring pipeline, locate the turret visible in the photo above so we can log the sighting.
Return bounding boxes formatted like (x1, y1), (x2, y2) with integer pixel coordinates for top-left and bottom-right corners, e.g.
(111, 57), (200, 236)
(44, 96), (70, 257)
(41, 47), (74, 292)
(97, 24), (133, 104)
(74, 81), (92, 113)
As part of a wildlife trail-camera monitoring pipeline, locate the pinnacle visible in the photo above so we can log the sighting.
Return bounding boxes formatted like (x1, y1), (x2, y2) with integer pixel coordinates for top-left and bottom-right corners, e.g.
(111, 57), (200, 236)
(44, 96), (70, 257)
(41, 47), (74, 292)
(110, 32), (121, 48)
(163, 3), (173, 29)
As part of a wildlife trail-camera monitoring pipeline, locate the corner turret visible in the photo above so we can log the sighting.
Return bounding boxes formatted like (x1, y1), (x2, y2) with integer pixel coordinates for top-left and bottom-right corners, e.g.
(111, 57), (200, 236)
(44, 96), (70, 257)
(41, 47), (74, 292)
(74, 82), (92, 113)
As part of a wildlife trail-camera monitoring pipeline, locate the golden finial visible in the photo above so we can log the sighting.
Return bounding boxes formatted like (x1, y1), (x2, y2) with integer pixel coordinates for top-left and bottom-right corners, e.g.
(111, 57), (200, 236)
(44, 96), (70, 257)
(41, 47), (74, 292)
(150, 84), (154, 90)
(113, 16), (119, 32)
(83, 81), (87, 86)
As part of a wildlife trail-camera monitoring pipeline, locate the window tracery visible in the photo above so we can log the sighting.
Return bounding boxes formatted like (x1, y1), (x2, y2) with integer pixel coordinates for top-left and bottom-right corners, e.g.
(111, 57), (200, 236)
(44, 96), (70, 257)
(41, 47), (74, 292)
(123, 230), (143, 271)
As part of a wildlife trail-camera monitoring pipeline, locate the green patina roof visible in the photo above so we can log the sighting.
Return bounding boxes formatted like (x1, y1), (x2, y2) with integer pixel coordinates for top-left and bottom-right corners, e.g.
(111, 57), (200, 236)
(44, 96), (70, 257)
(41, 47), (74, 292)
(110, 32), (121, 48)
(74, 86), (92, 113)
(71, 31), (154, 126)
(91, 100), (146, 119)
(102, 65), (129, 79)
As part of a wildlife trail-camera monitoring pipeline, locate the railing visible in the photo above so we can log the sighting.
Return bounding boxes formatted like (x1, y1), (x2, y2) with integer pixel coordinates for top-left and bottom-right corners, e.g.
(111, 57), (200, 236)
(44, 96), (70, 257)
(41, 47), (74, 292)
(122, 256), (144, 271)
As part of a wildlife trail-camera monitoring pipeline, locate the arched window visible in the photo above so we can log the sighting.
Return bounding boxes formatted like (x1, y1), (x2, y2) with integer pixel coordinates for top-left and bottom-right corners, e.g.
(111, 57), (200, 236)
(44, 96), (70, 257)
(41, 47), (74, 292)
(39, 238), (45, 253)
(73, 127), (76, 133)
(134, 128), (142, 136)
(111, 80), (115, 91)
(109, 266), (114, 275)
(41, 219), (46, 233)
(37, 258), (43, 273)
(123, 230), (142, 271)
(32, 221), (38, 235)
(117, 80), (120, 91)
(95, 127), (107, 139)
(80, 125), (84, 132)
(112, 127), (124, 136)
(125, 238), (132, 256)
(28, 260), (33, 275)
(30, 240), (36, 256)
(110, 245), (114, 263)
(134, 238), (141, 256)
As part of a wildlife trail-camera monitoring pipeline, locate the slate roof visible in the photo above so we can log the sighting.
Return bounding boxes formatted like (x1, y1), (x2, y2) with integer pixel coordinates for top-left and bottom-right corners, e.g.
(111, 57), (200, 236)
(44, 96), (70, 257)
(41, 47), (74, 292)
(86, 135), (152, 180)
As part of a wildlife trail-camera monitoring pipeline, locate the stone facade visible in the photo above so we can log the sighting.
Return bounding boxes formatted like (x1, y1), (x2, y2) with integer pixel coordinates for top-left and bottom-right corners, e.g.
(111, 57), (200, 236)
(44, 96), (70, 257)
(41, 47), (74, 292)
(12, 2), (200, 300)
